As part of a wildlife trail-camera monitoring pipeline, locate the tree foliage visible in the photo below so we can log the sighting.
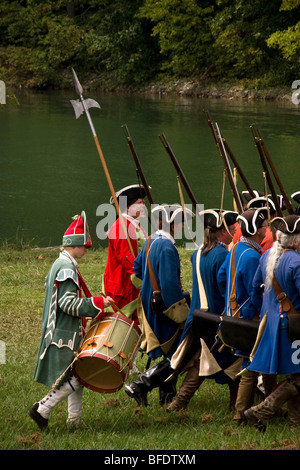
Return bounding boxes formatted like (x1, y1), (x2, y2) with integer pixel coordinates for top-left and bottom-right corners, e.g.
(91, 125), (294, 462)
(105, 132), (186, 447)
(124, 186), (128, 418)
(0, 0), (299, 89)
(267, 0), (300, 64)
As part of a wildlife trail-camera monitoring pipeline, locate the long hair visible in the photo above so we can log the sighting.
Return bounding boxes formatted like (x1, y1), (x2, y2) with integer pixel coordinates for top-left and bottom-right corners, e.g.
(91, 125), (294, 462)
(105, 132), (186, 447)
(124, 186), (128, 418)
(265, 231), (300, 291)
(202, 227), (220, 255)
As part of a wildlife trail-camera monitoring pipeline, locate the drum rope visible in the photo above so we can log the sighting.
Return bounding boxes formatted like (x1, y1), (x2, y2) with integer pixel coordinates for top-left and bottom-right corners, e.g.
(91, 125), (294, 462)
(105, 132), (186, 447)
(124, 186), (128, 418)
(120, 333), (143, 374)
(44, 352), (80, 401)
(105, 318), (135, 365)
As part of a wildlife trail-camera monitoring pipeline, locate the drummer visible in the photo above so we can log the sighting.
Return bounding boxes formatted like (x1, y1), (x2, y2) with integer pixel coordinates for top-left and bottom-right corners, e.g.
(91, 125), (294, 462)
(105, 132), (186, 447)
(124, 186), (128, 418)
(28, 211), (113, 430)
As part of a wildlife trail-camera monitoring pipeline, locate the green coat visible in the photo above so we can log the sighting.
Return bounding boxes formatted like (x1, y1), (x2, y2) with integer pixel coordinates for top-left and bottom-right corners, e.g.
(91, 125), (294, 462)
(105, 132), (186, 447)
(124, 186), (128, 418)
(33, 250), (103, 388)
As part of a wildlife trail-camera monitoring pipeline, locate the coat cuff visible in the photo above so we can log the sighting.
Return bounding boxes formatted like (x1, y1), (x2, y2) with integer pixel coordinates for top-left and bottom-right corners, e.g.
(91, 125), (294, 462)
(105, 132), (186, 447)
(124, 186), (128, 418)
(92, 296), (104, 311)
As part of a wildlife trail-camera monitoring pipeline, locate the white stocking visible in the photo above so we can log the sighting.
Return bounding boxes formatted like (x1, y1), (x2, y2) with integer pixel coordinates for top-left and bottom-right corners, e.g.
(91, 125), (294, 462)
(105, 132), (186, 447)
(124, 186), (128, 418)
(67, 385), (84, 422)
(37, 376), (82, 419)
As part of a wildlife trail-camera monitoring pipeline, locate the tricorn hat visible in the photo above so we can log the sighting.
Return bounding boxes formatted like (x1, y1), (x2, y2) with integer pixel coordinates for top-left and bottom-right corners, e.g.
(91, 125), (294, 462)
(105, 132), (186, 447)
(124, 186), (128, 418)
(247, 196), (285, 214)
(62, 211), (92, 247)
(152, 204), (194, 225)
(271, 215), (300, 234)
(109, 184), (147, 207)
(242, 190), (264, 203)
(237, 208), (268, 236)
(291, 191), (300, 205)
(199, 209), (238, 230)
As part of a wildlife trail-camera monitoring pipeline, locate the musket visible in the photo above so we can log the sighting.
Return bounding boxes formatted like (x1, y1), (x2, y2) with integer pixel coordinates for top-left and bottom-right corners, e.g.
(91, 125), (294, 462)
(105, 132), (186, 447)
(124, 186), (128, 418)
(262, 172), (276, 242)
(158, 132), (199, 212)
(251, 124), (294, 215)
(204, 110), (255, 199)
(70, 68), (135, 257)
(122, 124), (154, 206)
(214, 123), (244, 214)
(250, 124), (283, 217)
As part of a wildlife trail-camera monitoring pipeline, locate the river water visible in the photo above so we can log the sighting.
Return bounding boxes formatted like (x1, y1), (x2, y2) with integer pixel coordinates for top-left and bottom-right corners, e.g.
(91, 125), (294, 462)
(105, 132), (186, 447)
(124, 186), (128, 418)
(1, 89), (299, 248)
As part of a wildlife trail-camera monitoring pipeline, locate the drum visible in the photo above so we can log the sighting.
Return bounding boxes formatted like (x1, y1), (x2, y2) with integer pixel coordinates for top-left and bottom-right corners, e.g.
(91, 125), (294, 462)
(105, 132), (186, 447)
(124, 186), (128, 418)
(72, 313), (141, 393)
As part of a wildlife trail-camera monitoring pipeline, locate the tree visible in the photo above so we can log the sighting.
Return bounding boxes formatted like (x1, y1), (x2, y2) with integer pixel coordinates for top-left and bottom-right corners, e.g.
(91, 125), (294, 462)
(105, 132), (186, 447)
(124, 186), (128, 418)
(139, 0), (215, 77)
(80, 0), (161, 84)
(0, 0), (85, 87)
(267, 0), (300, 66)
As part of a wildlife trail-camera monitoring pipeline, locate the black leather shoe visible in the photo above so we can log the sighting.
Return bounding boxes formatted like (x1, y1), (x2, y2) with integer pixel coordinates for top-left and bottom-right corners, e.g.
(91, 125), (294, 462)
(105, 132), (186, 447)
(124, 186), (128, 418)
(159, 382), (176, 406)
(28, 403), (48, 430)
(125, 383), (148, 407)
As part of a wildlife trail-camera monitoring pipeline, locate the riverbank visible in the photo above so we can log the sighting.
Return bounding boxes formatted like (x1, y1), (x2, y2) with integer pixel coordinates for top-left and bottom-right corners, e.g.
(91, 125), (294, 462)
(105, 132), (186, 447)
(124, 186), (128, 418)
(8, 71), (293, 103)
(83, 73), (293, 102)
(144, 79), (293, 102)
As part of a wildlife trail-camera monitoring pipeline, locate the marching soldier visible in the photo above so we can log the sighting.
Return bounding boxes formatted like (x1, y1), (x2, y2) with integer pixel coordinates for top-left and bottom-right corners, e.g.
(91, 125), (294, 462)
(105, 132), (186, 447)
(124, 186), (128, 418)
(166, 209), (241, 412)
(125, 204), (193, 407)
(103, 184), (147, 322)
(217, 208), (277, 423)
(245, 215), (300, 431)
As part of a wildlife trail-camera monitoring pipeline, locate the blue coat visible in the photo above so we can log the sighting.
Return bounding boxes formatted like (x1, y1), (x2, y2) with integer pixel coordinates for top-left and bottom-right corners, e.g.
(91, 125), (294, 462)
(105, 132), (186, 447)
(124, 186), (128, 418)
(217, 241), (263, 320)
(180, 243), (237, 384)
(134, 231), (184, 359)
(181, 243), (227, 341)
(248, 249), (300, 375)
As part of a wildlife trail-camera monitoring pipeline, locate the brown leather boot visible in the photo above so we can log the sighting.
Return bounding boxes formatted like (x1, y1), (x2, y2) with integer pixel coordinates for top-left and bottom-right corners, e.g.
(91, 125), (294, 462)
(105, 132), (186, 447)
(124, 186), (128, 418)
(233, 370), (259, 423)
(228, 378), (240, 412)
(166, 359), (204, 412)
(287, 392), (300, 428)
(245, 377), (300, 431)
(262, 374), (277, 397)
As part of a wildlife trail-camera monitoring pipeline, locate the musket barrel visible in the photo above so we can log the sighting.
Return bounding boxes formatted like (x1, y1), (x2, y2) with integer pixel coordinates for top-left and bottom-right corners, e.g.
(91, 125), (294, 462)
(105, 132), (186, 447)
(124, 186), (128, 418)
(250, 124), (283, 217)
(255, 126), (294, 215)
(159, 133), (199, 212)
(204, 109), (255, 198)
(215, 123), (244, 214)
(122, 124), (154, 206)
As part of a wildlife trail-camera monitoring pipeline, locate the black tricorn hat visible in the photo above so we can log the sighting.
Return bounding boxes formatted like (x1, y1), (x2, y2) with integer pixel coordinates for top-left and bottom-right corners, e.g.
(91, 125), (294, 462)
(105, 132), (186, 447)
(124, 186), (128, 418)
(271, 215), (300, 234)
(110, 184), (147, 206)
(152, 204), (194, 224)
(247, 195), (285, 214)
(237, 208), (268, 236)
(242, 190), (265, 203)
(291, 191), (300, 205)
(199, 209), (238, 229)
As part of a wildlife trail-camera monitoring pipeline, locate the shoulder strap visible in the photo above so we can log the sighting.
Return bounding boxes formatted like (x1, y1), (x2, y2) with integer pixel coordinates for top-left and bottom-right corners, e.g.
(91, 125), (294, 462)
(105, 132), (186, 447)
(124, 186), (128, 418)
(272, 275), (298, 315)
(196, 245), (208, 311)
(146, 236), (160, 294)
(229, 243), (239, 315)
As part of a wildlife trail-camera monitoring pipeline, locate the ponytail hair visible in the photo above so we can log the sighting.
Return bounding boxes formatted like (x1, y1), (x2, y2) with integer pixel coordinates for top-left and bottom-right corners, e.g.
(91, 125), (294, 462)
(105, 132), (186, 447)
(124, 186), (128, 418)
(265, 231), (300, 290)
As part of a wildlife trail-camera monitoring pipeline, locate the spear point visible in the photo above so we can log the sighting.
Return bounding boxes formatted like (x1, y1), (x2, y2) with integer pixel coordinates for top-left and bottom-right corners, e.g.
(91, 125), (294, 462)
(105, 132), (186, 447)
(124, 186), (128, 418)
(71, 68), (83, 96)
(70, 68), (101, 119)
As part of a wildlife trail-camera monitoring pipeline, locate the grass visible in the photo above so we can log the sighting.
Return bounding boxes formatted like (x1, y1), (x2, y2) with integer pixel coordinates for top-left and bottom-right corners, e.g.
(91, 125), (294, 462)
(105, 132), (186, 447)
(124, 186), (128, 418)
(1, 244), (300, 452)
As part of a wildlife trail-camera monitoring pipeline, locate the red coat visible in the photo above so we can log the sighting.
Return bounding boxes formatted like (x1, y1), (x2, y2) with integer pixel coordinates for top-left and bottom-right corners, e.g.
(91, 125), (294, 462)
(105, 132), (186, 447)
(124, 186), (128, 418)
(104, 215), (145, 311)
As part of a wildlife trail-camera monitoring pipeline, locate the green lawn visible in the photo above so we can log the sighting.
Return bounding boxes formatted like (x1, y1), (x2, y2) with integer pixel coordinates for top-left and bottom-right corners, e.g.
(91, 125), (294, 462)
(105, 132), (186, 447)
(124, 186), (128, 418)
(1, 245), (299, 451)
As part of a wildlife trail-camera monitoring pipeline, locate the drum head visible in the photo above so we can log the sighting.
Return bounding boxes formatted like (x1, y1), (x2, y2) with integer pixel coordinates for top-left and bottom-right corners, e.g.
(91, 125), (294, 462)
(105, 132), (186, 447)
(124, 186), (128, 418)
(72, 313), (141, 393)
(73, 354), (125, 393)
